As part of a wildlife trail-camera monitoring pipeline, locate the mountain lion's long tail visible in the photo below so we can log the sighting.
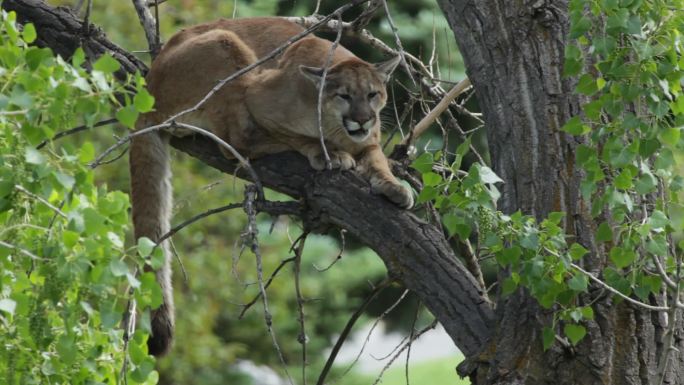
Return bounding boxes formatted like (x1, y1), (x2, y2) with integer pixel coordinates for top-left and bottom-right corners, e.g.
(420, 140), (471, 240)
(129, 127), (174, 356)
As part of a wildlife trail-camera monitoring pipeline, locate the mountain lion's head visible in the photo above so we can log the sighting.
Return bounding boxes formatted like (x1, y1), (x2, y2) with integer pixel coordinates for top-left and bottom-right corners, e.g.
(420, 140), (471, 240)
(300, 56), (401, 142)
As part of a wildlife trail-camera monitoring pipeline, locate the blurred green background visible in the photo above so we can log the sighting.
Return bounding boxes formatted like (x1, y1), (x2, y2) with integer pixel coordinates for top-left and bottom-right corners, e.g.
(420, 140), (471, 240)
(46, 1), (470, 384)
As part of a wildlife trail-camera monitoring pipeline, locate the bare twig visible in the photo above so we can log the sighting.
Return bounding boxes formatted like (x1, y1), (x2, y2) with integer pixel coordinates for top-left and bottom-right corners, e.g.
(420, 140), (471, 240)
(98, 145), (129, 165)
(0, 240), (43, 260)
(238, 256), (297, 319)
(371, 319), (438, 385)
(91, 121), (264, 199)
(337, 289), (410, 381)
(14, 184), (67, 218)
(119, 280), (137, 385)
(157, 203), (242, 245)
(571, 263), (675, 311)
(244, 185), (294, 385)
(351, 0), (381, 30)
(401, 78), (472, 145)
(131, 0), (160, 57)
(379, 0), (415, 85)
(293, 233), (309, 384)
(284, 15), (435, 89)
(169, 239), (188, 283)
(313, 229), (346, 272)
(36, 118), (118, 149)
(82, 0), (92, 36)
(316, 278), (392, 385)
(405, 304), (421, 385)
(315, 12), (345, 169)
(146, 0), (167, 6)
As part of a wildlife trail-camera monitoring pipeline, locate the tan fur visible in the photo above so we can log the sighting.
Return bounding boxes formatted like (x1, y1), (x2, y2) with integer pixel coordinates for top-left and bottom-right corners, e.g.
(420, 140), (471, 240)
(129, 17), (413, 356)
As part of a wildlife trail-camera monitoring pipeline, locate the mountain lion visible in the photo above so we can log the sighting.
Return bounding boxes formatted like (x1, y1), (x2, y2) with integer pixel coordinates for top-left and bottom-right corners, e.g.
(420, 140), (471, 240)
(129, 17), (413, 356)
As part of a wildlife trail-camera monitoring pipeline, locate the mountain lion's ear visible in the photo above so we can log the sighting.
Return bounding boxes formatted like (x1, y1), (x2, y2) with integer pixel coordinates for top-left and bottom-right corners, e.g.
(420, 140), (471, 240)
(299, 65), (325, 85)
(374, 56), (402, 83)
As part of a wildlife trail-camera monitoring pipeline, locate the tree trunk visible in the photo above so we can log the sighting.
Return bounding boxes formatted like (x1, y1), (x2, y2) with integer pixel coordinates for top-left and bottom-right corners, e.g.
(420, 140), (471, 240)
(438, 1), (684, 384)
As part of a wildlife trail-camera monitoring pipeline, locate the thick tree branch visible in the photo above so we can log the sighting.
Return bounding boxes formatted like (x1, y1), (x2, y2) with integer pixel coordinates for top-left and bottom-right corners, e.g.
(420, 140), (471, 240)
(4, 0), (495, 357)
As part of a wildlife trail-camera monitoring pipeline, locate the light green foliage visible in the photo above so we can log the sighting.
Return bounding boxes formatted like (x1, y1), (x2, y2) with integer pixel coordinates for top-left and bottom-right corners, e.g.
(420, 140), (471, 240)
(0, 12), (158, 384)
(413, 0), (684, 349)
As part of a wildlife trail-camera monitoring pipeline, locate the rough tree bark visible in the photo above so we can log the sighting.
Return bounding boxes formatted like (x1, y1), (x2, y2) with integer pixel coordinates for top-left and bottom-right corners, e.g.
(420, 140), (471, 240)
(1, 0), (494, 360)
(438, 1), (684, 384)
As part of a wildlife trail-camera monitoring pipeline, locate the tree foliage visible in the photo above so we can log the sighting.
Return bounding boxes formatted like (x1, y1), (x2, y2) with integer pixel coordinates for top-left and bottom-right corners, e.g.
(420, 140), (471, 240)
(0, 11), (163, 384)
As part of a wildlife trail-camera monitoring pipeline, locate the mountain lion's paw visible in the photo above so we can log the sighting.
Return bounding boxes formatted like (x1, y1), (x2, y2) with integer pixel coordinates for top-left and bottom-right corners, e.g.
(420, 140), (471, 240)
(333, 151), (356, 170)
(371, 180), (414, 209)
(308, 151), (356, 171)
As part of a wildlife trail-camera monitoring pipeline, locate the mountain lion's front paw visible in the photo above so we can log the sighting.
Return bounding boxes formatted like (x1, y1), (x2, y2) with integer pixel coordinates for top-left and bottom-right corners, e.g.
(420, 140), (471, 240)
(308, 150), (356, 171)
(371, 180), (414, 209)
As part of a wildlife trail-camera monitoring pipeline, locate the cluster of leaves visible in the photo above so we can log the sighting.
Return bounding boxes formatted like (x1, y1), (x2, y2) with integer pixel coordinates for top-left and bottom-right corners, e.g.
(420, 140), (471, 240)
(415, 0), (684, 349)
(413, 144), (593, 347)
(0, 12), (160, 384)
(564, 0), (684, 328)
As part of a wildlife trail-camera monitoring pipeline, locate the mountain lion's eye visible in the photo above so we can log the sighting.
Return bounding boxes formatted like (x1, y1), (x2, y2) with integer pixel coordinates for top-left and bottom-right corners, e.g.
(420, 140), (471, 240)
(337, 93), (351, 101)
(368, 91), (378, 99)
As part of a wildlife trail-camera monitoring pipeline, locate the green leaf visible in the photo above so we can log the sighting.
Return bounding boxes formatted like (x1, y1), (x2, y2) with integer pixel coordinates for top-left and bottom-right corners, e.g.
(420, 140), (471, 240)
(0, 298), (16, 315)
(137, 237), (156, 257)
(133, 88), (155, 113)
(416, 185), (439, 204)
(562, 116), (590, 135)
(501, 277), (518, 296)
(564, 323), (586, 345)
(569, 243), (588, 261)
(109, 259), (129, 277)
(149, 247), (165, 270)
(130, 357), (156, 383)
(609, 246), (636, 269)
(659, 127), (680, 146)
(520, 233), (539, 250)
(568, 274), (588, 292)
(93, 54), (121, 74)
(22, 23), (36, 43)
(497, 246), (522, 266)
(411, 152), (433, 174)
(595, 222), (613, 242)
(542, 327), (555, 351)
(614, 169), (633, 189)
(479, 166), (503, 184)
(116, 105), (139, 129)
(56, 334), (77, 365)
(569, 16), (591, 38)
(577, 74), (599, 96)
(648, 210), (668, 230)
(422, 172), (442, 187)
(25, 147), (46, 165)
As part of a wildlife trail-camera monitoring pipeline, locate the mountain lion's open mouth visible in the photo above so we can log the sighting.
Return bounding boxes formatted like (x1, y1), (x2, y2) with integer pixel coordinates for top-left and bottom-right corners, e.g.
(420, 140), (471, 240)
(344, 118), (370, 139)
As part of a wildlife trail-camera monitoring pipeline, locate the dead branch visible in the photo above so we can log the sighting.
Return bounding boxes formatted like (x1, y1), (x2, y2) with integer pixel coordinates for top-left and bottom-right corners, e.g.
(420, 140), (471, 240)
(315, 12), (344, 169)
(371, 319), (438, 385)
(244, 185), (294, 385)
(316, 278), (392, 385)
(336, 288), (410, 381)
(130, 0), (160, 56)
(293, 233), (309, 384)
(238, 256), (297, 319)
(36, 118), (118, 149)
(402, 77), (471, 145)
